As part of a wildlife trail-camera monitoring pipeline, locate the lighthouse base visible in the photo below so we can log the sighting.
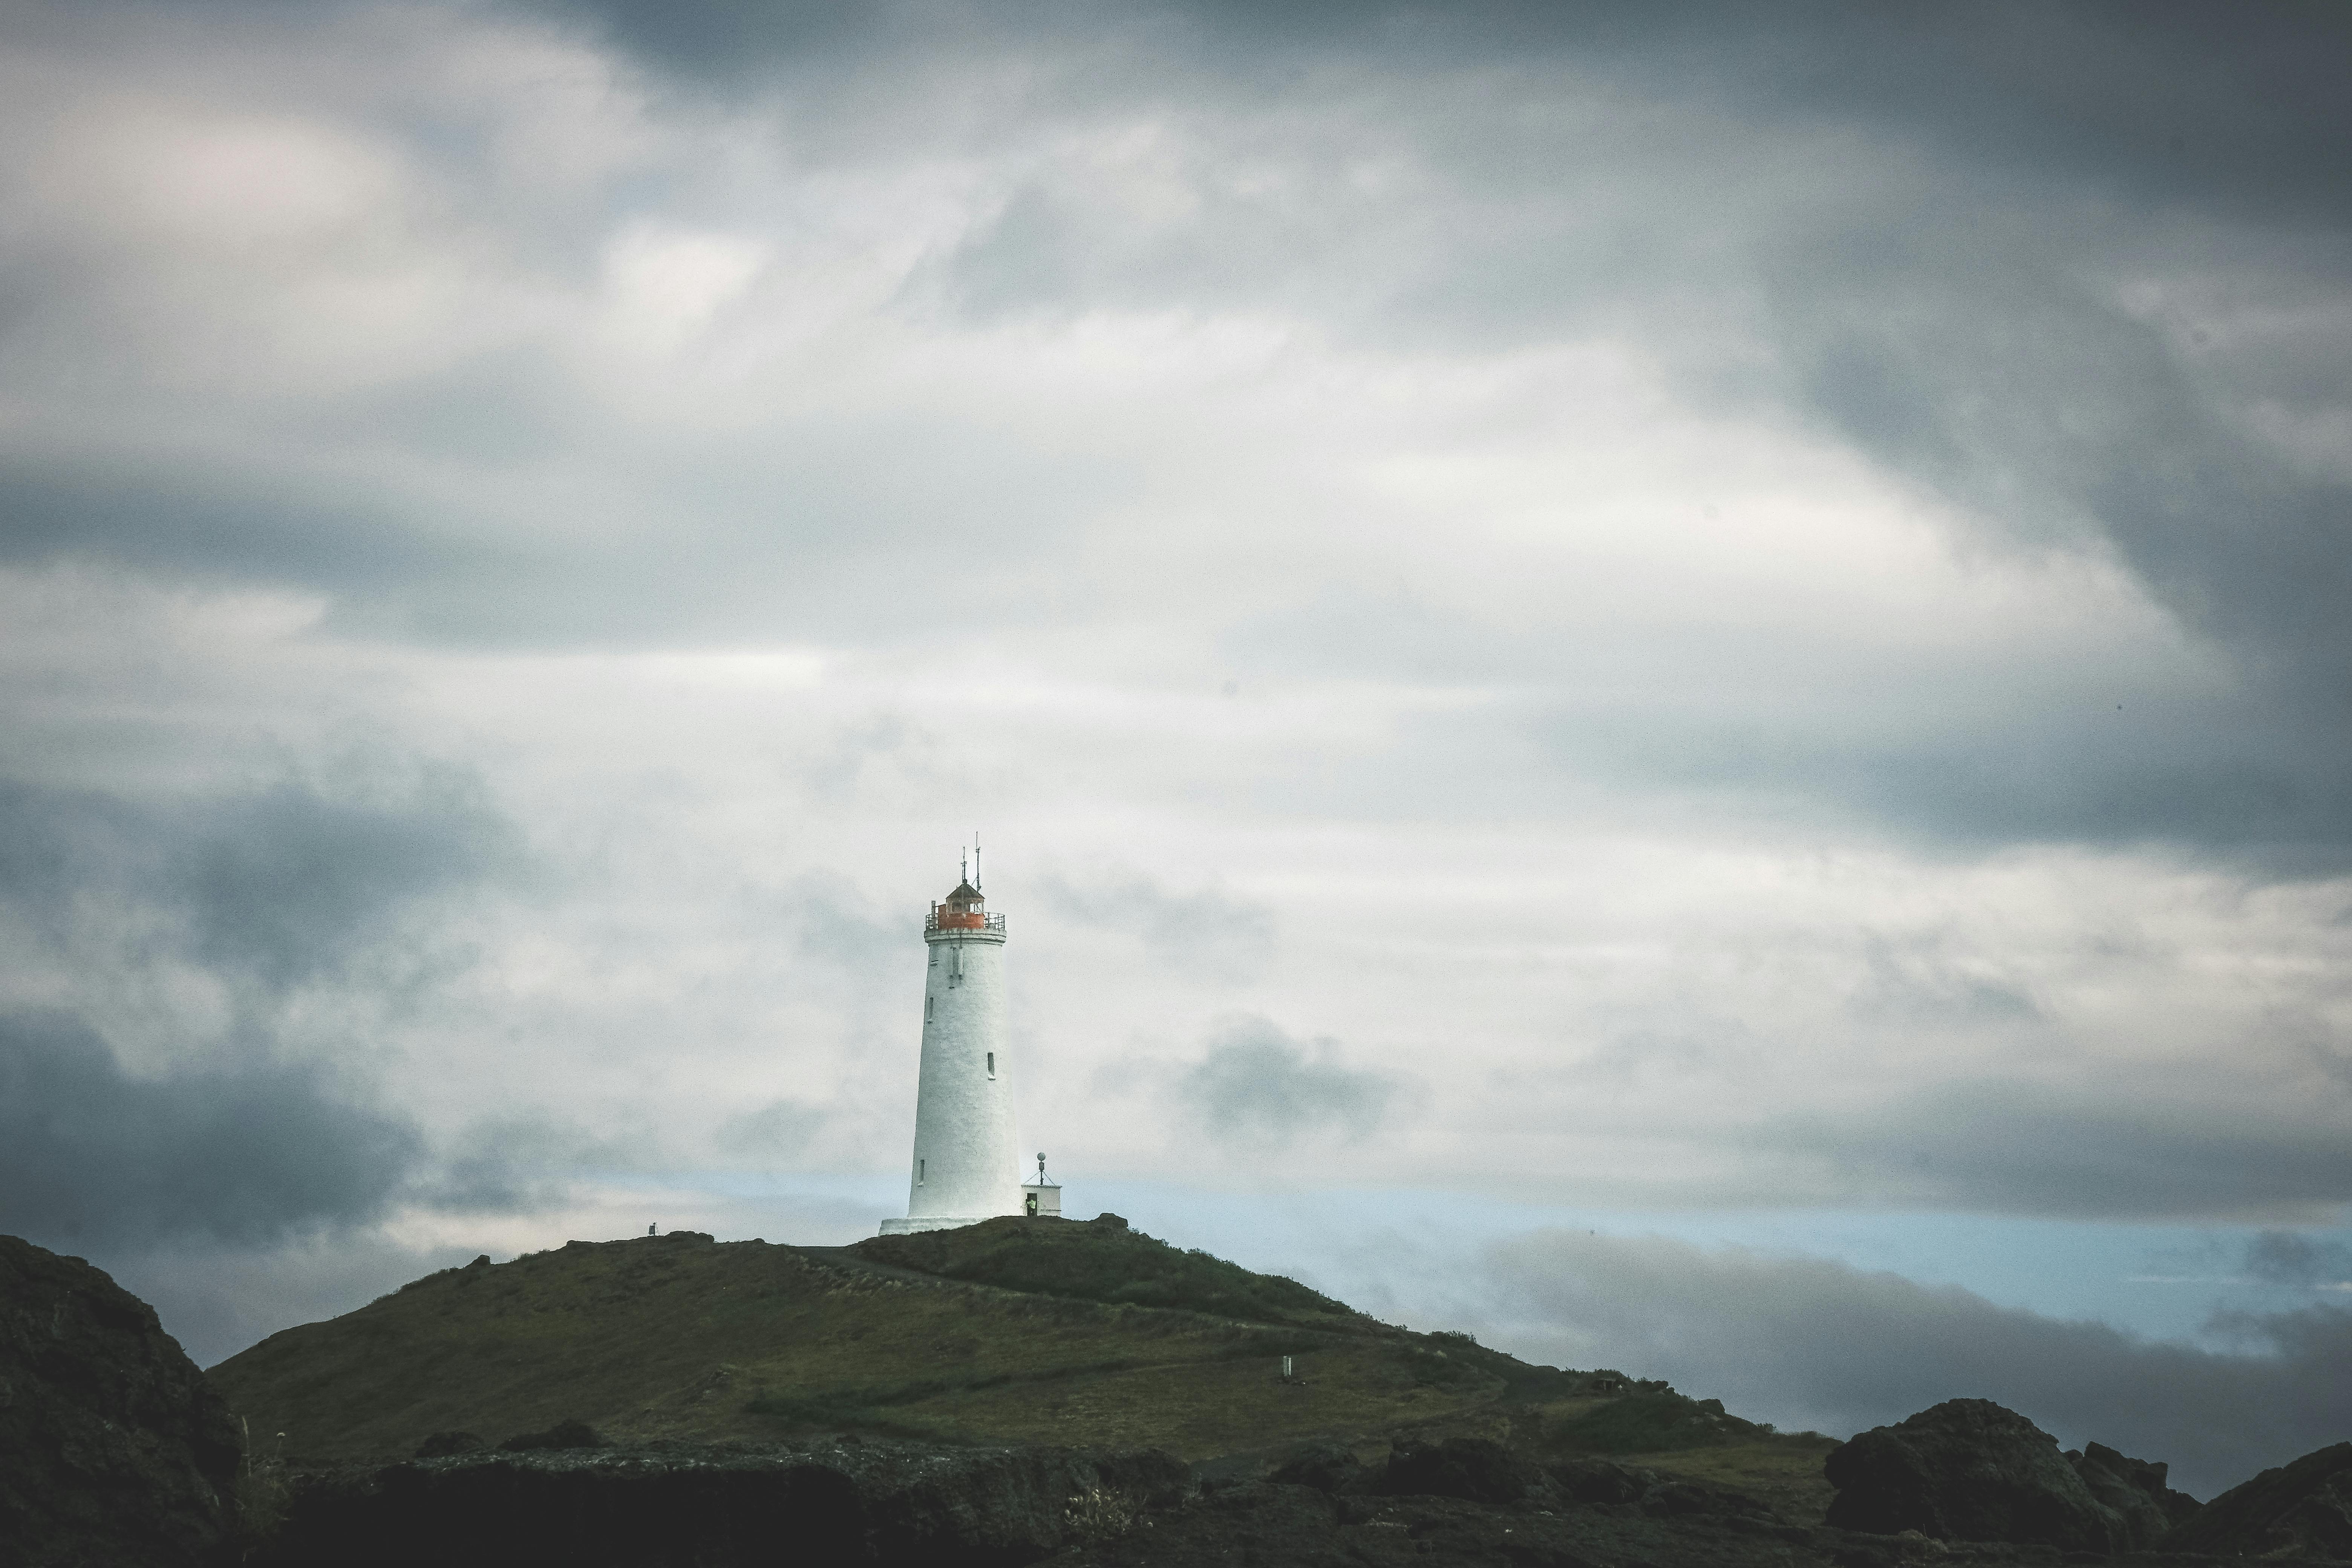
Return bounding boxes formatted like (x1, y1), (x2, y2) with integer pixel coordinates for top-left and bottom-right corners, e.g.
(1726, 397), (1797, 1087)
(878, 1214), (1007, 1235)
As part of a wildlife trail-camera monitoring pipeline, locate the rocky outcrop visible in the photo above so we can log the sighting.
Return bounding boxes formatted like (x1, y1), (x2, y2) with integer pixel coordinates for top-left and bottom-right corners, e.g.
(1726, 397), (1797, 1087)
(1379, 1435), (1536, 1504)
(1037, 1449), (2344, 1568)
(1265, 1440), (1370, 1493)
(2070, 1440), (2199, 1547)
(1825, 1399), (2125, 1551)
(1048, 1475), (1785, 1568)
(2165, 1441), (2352, 1561)
(253, 1439), (1190, 1568)
(1548, 1454), (1659, 1505)
(1047, 1469), (1816, 1568)
(0, 1234), (242, 1568)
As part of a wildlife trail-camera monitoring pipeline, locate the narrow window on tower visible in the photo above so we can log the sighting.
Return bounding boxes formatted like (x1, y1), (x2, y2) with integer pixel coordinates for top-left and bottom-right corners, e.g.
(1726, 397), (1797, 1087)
(918, 1159), (925, 1185)
(986, 1052), (995, 1078)
(925, 995), (933, 1021)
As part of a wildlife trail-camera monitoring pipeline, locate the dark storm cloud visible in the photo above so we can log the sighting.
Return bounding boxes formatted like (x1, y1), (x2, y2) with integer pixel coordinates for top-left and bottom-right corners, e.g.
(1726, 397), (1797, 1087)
(0, 767), (520, 990)
(1547, 692), (2352, 872)
(0, 764), (530, 1247)
(505, 0), (885, 82)
(0, 1009), (423, 1248)
(525, 0), (2352, 227)
(175, 778), (518, 989)
(1773, 233), (2352, 761)
(1484, 1227), (2352, 1498)
(1563, 3), (2352, 860)
(0, 458), (513, 603)
(1754, 1079), (2352, 1221)
(1178, 1016), (1396, 1145)
(2242, 1230), (2352, 1289)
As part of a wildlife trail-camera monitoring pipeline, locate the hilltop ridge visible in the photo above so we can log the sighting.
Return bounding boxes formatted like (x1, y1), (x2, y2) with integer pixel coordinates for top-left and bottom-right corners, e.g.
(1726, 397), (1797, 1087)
(208, 1213), (1813, 1504)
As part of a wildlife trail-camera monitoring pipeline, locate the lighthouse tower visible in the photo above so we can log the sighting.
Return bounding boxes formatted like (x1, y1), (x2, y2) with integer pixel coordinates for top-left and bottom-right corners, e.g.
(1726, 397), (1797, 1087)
(879, 853), (1022, 1234)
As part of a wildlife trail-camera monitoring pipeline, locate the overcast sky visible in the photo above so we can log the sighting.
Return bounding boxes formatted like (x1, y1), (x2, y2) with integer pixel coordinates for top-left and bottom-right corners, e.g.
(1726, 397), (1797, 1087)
(2, 0), (2347, 1497)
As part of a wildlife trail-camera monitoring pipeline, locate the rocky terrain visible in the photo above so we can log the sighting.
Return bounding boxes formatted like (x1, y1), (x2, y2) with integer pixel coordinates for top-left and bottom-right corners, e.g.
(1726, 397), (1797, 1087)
(0, 1235), (242, 1568)
(253, 1436), (1191, 1567)
(1825, 1399), (2199, 1551)
(239, 1419), (2352, 1568)
(2165, 1442), (2352, 1561)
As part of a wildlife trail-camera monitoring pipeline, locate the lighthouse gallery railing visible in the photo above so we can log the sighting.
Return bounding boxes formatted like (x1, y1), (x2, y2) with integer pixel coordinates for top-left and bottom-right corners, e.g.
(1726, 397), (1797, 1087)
(925, 910), (1006, 934)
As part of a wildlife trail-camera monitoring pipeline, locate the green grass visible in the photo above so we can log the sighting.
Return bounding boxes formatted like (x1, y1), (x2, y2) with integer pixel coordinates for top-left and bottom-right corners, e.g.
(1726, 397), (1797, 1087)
(851, 1217), (1365, 1329)
(1543, 1390), (1770, 1454)
(204, 1216), (1798, 1505)
(207, 1228), (1510, 1464)
(1637, 1436), (1844, 1527)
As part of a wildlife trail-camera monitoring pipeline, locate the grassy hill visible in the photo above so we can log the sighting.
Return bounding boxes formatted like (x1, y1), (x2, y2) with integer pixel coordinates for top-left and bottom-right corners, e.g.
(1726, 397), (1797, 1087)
(207, 1213), (1835, 1513)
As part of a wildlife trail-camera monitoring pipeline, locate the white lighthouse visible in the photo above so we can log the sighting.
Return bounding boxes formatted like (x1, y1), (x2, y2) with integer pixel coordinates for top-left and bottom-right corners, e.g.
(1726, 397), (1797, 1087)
(879, 853), (1023, 1234)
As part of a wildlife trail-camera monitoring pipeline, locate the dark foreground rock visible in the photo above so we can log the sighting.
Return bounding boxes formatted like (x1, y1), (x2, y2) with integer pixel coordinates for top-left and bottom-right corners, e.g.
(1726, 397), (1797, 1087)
(236, 1417), (2352, 1568)
(1826, 1398), (2129, 1551)
(1265, 1441), (1371, 1494)
(253, 1439), (1190, 1568)
(1378, 1436), (1536, 1504)
(2070, 1440), (2200, 1545)
(2166, 1441), (2352, 1560)
(0, 1234), (242, 1568)
(1036, 1473), (2341, 1568)
(1046, 1471), (1824, 1568)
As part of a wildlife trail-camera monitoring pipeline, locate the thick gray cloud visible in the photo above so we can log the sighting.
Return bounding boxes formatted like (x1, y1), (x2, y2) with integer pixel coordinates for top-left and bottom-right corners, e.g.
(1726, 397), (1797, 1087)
(2243, 1229), (2352, 1289)
(175, 780), (518, 989)
(504, 0), (2352, 863)
(415, 1113), (652, 1213)
(0, 1009), (422, 1248)
(1753, 1079), (2352, 1221)
(6, 0), (2344, 861)
(1482, 1227), (2351, 1498)
(0, 769), (519, 991)
(507, 0), (887, 81)
(0, 765), (529, 1246)
(1178, 1017), (1397, 1145)
(0, 460), (510, 611)
(1759, 218), (2352, 862)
